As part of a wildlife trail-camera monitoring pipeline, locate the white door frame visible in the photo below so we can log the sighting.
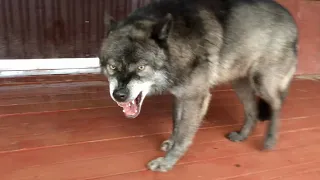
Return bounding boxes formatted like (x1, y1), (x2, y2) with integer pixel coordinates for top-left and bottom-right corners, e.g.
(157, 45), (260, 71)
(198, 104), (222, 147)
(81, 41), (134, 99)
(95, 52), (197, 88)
(0, 58), (101, 77)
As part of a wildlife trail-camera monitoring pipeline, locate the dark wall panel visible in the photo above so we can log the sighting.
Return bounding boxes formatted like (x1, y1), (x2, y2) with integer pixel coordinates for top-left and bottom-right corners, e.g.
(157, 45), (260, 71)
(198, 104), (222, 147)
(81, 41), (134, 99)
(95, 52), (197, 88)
(0, 0), (153, 59)
(0, 0), (319, 74)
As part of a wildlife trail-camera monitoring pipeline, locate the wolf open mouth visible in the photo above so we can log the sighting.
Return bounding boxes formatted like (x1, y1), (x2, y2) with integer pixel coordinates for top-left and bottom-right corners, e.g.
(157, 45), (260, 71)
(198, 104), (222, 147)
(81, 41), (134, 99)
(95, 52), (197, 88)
(116, 92), (143, 118)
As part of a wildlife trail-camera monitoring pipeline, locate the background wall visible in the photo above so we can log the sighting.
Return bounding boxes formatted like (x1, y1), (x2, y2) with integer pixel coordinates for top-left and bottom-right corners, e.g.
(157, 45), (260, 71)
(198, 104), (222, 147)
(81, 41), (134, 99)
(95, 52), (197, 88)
(0, 0), (319, 75)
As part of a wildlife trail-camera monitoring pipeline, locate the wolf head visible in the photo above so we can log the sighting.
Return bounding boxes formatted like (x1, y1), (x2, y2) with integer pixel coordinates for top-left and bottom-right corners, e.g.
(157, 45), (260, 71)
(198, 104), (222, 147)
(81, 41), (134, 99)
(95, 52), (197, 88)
(99, 13), (173, 118)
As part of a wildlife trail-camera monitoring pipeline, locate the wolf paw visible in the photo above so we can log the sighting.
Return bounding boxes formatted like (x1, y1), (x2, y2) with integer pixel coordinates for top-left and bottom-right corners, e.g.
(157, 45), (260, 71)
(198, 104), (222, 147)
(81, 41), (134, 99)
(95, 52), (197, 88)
(263, 135), (277, 150)
(227, 132), (247, 142)
(147, 157), (173, 172)
(161, 139), (174, 152)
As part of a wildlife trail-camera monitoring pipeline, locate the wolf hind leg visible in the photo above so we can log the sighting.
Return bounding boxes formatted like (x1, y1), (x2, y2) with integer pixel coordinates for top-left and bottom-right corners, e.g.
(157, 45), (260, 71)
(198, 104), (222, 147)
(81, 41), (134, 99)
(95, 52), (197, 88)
(227, 77), (258, 142)
(255, 66), (295, 150)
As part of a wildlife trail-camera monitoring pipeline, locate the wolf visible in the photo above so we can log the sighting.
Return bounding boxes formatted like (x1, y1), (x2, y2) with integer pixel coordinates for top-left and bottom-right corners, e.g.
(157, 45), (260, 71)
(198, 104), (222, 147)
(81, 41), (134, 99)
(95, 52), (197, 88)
(99, 0), (298, 172)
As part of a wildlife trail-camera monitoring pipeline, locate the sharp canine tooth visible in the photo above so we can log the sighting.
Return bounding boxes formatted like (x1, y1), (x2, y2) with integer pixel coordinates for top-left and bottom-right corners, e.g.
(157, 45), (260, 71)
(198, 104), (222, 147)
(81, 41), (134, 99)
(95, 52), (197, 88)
(123, 110), (125, 113)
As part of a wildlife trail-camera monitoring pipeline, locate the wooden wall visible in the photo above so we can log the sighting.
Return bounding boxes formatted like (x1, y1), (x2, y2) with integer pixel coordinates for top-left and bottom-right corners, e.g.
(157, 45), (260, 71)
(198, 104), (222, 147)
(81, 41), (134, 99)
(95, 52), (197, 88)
(0, 0), (319, 74)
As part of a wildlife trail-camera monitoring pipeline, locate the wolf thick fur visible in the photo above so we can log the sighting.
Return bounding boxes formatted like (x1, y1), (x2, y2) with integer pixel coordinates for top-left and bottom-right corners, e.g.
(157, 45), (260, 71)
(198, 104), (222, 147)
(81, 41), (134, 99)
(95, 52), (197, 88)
(100, 0), (298, 172)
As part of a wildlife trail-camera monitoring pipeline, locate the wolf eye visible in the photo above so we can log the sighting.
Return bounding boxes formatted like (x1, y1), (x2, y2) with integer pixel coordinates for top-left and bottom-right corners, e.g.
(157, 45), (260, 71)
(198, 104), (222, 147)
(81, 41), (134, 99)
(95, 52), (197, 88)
(108, 65), (116, 70)
(138, 65), (145, 71)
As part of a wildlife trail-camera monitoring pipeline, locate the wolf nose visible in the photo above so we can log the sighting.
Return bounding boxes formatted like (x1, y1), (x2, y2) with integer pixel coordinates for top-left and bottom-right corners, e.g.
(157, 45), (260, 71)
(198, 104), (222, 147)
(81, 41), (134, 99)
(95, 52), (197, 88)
(113, 88), (129, 102)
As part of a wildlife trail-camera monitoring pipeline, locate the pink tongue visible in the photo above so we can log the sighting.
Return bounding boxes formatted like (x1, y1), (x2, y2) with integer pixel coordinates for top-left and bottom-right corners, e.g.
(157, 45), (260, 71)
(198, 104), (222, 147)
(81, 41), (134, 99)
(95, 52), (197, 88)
(120, 102), (138, 116)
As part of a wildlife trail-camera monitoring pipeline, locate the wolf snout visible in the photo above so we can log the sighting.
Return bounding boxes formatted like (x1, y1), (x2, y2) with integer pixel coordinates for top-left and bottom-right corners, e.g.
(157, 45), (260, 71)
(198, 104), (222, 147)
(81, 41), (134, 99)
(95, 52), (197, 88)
(112, 88), (129, 102)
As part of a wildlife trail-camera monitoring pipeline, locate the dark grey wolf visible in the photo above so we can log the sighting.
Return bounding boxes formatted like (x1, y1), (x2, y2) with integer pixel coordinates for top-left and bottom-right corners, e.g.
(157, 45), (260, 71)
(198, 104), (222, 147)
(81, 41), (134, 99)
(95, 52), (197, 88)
(99, 0), (298, 172)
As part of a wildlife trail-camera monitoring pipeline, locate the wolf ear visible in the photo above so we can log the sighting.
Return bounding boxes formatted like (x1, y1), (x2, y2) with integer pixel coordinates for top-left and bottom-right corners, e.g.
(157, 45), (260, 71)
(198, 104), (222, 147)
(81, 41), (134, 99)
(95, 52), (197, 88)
(104, 12), (117, 34)
(151, 13), (173, 41)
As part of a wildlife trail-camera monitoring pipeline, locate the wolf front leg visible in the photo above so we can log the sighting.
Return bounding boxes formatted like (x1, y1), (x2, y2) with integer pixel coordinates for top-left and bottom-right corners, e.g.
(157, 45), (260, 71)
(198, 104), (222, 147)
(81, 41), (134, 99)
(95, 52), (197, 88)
(147, 92), (211, 172)
(160, 96), (183, 152)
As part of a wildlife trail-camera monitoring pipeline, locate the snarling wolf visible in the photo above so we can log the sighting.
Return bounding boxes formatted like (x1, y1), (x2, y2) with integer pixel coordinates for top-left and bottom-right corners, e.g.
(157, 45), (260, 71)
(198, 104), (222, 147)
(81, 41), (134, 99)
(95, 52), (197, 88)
(99, 0), (298, 172)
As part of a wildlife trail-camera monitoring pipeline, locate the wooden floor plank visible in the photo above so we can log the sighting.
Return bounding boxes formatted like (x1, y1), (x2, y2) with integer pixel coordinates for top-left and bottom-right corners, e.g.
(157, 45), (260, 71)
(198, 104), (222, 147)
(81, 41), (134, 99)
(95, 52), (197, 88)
(1, 127), (319, 174)
(3, 128), (319, 180)
(0, 78), (318, 103)
(0, 104), (234, 151)
(1, 89), (320, 117)
(0, 108), (318, 152)
(1, 89), (319, 109)
(1, 117), (319, 171)
(270, 170), (320, 180)
(0, 94), (319, 151)
(0, 99), (112, 115)
(0, 81), (108, 98)
(0, 74), (106, 86)
(0, 75), (319, 180)
(224, 162), (320, 180)
(0, 91), (107, 106)
(0, 80), (319, 117)
(92, 134), (320, 180)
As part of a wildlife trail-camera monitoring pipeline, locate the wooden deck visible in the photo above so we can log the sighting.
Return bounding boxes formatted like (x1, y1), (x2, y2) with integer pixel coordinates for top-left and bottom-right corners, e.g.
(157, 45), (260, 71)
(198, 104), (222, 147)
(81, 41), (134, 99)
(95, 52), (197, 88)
(0, 74), (319, 180)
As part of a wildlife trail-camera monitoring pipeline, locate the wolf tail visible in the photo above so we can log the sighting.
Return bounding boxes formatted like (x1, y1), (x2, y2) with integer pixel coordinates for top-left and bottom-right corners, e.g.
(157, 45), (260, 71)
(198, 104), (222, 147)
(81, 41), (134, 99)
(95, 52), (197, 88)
(257, 98), (272, 121)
